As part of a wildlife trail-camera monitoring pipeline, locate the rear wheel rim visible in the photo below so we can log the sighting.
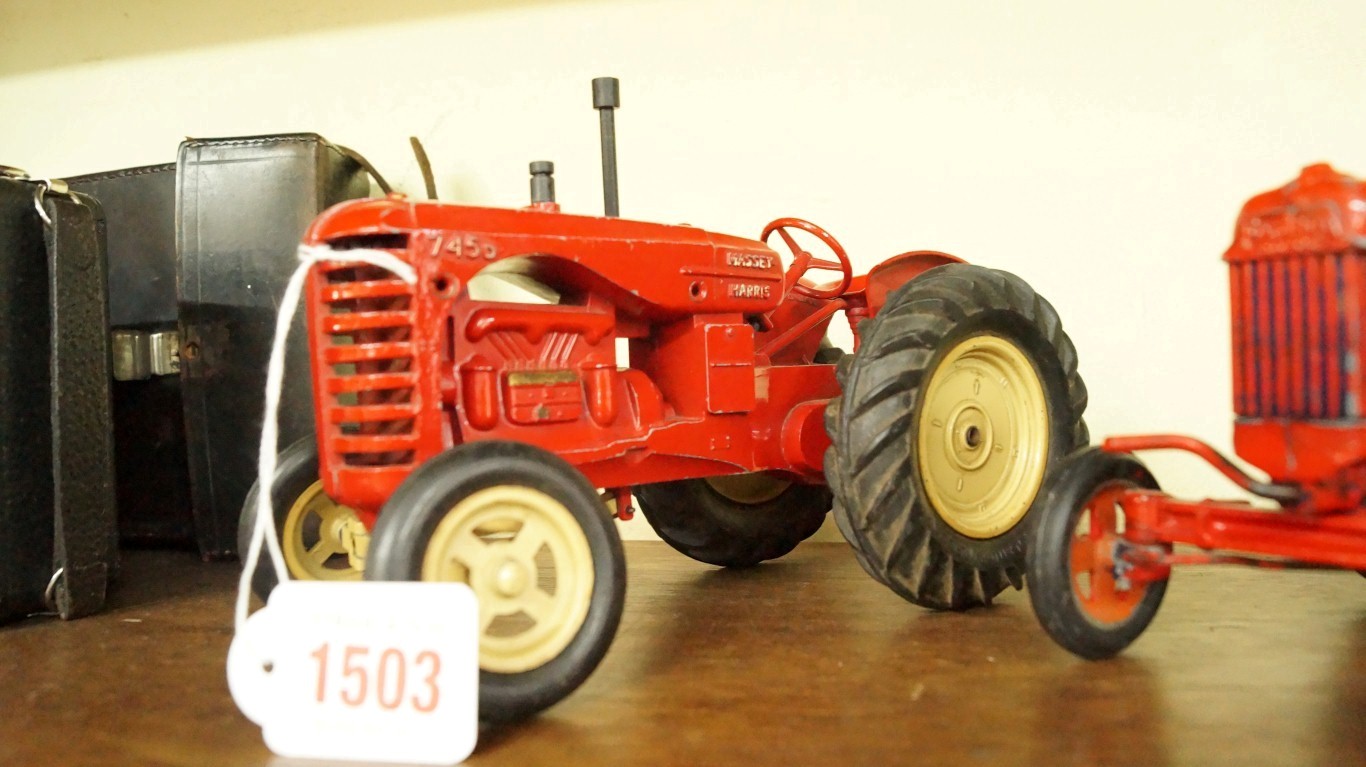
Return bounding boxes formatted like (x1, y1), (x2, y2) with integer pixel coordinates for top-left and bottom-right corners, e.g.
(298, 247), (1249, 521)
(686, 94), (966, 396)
(704, 474), (791, 505)
(1068, 484), (1149, 624)
(422, 485), (594, 674)
(917, 334), (1050, 539)
(281, 481), (366, 581)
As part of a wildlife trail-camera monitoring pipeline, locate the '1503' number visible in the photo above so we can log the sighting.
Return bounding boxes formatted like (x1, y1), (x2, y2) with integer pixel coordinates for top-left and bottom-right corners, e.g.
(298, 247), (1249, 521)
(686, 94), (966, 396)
(310, 643), (441, 712)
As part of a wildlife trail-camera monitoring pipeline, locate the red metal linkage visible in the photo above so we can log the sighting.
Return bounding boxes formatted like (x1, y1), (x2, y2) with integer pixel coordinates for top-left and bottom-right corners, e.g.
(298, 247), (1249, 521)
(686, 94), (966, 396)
(1113, 489), (1366, 578)
(1101, 434), (1301, 503)
(758, 298), (845, 359)
(610, 487), (633, 521)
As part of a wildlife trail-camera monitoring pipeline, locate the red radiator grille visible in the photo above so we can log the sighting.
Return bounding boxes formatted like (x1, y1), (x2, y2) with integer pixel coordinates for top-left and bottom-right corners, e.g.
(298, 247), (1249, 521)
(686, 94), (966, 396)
(315, 262), (421, 467)
(1229, 252), (1365, 420)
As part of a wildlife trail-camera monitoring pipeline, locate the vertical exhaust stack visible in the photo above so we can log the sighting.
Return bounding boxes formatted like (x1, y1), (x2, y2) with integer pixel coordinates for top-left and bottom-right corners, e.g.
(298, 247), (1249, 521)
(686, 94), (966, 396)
(592, 77), (621, 218)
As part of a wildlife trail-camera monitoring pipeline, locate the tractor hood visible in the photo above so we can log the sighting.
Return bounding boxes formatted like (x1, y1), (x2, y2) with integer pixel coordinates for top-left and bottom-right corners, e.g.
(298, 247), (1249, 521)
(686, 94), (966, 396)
(1226, 163), (1366, 262)
(302, 194), (786, 319)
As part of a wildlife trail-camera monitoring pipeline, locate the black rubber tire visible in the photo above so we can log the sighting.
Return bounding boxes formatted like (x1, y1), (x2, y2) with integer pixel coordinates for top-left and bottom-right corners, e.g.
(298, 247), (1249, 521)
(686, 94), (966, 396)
(1027, 448), (1168, 659)
(237, 436), (327, 600)
(635, 477), (830, 567)
(825, 393), (894, 590)
(365, 440), (626, 724)
(825, 263), (1089, 610)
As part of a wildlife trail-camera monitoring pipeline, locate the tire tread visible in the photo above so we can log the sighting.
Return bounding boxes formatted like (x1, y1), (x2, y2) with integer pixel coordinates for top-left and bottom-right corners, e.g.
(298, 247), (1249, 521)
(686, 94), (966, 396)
(826, 263), (1088, 610)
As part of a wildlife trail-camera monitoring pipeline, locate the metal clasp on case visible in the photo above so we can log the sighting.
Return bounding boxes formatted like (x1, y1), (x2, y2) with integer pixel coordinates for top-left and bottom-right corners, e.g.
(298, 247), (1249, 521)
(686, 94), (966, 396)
(111, 329), (181, 380)
(30, 177), (77, 227)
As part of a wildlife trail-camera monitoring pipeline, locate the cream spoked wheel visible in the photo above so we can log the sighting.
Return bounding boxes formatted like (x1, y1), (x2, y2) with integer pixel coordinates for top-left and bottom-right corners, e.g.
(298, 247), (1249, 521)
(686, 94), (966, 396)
(825, 263), (1088, 610)
(365, 440), (625, 723)
(422, 485), (594, 674)
(917, 335), (1050, 540)
(238, 437), (360, 600)
(281, 480), (368, 581)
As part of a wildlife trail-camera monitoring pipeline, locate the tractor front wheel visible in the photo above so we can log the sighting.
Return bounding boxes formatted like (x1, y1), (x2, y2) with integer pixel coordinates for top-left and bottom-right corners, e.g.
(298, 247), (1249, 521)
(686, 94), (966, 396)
(365, 440), (625, 723)
(825, 263), (1088, 610)
(237, 437), (367, 600)
(635, 475), (829, 568)
(1027, 448), (1168, 659)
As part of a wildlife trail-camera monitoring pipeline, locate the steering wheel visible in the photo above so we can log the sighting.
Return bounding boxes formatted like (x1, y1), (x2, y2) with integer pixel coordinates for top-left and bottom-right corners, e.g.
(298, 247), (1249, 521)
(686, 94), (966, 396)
(760, 217), (853, 300)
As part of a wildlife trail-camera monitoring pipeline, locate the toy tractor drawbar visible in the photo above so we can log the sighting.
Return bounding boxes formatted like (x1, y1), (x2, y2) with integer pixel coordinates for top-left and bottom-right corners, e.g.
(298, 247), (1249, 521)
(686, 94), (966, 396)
(1028, 163), (1366, 659)
(241, 78), (1089, 721)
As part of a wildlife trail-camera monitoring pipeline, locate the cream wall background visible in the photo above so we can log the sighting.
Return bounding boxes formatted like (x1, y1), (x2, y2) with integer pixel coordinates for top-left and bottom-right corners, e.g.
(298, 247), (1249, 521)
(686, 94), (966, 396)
(3, 1), (1365, 543)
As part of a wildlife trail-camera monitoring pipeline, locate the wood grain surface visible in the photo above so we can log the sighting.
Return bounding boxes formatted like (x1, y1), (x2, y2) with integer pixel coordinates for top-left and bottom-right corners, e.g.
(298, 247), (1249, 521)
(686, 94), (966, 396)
(1, 543), (1362, 767)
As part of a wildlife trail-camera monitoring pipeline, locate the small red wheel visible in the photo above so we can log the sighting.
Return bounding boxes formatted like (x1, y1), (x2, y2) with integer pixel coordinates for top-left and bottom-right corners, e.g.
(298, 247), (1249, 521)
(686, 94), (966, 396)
(761, 217), (853, 300)
(1027, 448), (1168, 659)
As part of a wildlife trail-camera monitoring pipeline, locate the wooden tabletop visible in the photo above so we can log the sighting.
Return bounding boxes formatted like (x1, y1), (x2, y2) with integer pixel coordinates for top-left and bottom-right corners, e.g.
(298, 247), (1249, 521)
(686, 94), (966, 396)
(1, 542), (1362, 767)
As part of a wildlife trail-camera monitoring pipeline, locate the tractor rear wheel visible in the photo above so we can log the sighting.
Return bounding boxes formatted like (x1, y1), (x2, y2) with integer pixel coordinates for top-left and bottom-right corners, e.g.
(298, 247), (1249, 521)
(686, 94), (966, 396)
(365, 440), (625, 723)
(635, 475), (830, 568)
(825, 263), (1088, 610)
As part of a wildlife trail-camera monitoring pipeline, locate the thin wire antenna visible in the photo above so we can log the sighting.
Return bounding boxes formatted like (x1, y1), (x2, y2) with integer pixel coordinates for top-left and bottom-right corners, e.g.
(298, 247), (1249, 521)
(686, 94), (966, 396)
(336, 144), (393, 195)
(409, 137), (438, 200)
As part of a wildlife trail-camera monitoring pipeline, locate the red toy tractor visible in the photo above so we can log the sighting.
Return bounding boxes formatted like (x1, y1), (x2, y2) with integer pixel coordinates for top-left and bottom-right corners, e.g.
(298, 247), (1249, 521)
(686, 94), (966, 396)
(241, 78), (1089, 721)
(1028, 163), (1366, 659)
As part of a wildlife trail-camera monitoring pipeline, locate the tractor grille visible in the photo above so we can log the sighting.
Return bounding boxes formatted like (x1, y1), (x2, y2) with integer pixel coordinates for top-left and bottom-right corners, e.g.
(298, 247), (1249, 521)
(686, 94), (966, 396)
(315, 262), (422, 467)
(1230, 252), (1363, 419)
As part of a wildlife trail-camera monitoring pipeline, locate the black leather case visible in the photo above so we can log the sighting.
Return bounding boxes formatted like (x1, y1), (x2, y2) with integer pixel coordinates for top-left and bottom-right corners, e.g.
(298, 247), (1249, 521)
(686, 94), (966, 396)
(68, 165), (194, 548)
(0, 176), (58, 621)
(176, 134), (369, 557)
(0, 174), (117, 622)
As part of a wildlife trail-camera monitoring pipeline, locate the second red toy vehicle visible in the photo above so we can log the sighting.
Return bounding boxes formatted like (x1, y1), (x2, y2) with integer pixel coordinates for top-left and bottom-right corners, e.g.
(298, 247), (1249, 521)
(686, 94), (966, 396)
(1028, 163), (1366, 659)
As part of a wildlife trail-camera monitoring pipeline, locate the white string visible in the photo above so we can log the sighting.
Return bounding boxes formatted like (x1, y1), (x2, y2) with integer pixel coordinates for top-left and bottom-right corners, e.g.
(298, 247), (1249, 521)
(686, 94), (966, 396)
(234, 244), (418, 633)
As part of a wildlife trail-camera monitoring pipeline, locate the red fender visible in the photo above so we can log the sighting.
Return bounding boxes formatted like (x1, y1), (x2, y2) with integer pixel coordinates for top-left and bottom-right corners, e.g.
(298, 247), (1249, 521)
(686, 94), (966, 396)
(852, 250), (963, 318)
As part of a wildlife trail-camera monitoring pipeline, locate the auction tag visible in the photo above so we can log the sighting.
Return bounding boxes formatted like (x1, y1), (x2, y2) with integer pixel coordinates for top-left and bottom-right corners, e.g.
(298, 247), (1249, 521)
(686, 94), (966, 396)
(227, 580), (478, 765)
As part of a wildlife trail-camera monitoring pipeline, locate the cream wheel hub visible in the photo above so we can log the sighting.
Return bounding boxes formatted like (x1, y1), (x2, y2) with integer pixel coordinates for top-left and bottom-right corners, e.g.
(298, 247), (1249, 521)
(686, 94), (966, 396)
(490, 559), (531, 598)
(281, 480), (366, 581)
(917, 334), (1050, 539)
(422, 485), (595, 674)
(945, 402), (995, 471)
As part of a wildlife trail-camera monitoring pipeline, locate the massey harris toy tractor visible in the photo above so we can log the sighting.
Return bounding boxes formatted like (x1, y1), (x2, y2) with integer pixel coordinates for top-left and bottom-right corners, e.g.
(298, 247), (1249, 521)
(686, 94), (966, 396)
(242, 78), (1089, 721)
(1028, 163), (1366, 659)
